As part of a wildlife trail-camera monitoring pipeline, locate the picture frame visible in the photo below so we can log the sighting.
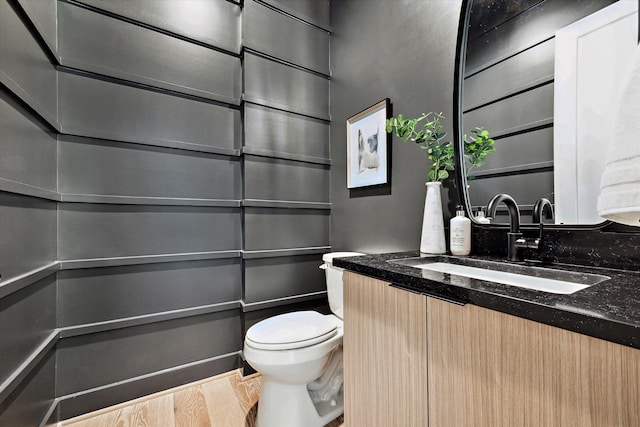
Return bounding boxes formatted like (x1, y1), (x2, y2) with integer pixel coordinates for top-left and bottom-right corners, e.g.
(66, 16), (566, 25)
(346, 98), (390, 188)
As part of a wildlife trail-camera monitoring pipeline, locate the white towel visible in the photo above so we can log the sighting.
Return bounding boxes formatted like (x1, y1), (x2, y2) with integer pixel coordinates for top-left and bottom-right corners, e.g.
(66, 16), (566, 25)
(597, 41), (640, 226)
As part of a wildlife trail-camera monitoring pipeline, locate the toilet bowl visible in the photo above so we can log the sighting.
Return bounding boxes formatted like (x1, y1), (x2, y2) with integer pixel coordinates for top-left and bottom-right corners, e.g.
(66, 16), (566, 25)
(243, 252), (363, 427)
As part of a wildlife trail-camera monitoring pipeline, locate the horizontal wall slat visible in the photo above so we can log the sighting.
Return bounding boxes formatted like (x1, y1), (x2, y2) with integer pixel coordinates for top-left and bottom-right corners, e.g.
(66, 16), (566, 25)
(242, 199), (331, 210)
(469, 127), (554, 176)
(244, 207), (330, 251)
(0, 275), (56, 399)
(58, 204), (241, 260)
(15, 0), (58, 58)
(59, 301), (241, 339)
(244, 155), (330, 203)
(58, 251), (241, 270)
(58, 259), (242, 327)
(59, 135), (241, 201)
(260, 0), (330, 31)
(468, 170), (554, 211)
(244, 254), (326, 304)
(0, 263), (58, 301)
(244, 103), (330, 162)
(0, 0), (57, 127)
(464, 39), (555, 110)
(55, 310), (242, 396)
(245, 0), (329, 75)
(244, 53), (330, 120)
(58, 2), (241, 104)
(463, 83), (553, 136)
(242, 246), (331, 259)
(0, 349), (55, 427)
(0, 192), (57, 283)
(58, 71), (240, 155)
(58, 194), (241, 207)
(56, 352), (239, 421)
(76, 0), (242, 54)
(0, 89), (57, 192)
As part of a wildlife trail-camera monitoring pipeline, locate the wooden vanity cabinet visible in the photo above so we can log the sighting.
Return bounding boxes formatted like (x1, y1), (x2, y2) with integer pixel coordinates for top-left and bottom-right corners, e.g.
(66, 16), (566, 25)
(343, 272), (428, 427)
(343, 272), (640, 427)
(427, 296), (640, 427)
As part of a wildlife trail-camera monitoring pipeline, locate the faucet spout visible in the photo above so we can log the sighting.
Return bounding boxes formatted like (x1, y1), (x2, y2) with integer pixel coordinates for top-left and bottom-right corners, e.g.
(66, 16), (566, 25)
(486, 194), (523, 261)
(532, 198), (554, 224)
(486, 194), (520, 233)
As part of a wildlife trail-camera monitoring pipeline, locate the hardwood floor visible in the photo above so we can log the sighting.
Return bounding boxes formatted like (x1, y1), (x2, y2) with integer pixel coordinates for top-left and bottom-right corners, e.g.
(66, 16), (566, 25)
(58, 369), (344, 427)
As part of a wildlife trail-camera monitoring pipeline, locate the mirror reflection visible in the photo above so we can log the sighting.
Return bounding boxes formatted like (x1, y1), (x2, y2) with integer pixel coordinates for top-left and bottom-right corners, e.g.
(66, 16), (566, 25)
(462, 0), (638, 225)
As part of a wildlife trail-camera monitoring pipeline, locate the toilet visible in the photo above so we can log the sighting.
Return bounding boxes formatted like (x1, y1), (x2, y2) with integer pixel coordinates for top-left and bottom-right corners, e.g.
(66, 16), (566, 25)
(243, 252), (363, 427)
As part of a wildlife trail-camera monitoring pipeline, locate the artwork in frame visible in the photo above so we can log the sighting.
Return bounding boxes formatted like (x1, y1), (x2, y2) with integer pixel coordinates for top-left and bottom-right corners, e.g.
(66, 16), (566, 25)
(346, 99), (390, 188)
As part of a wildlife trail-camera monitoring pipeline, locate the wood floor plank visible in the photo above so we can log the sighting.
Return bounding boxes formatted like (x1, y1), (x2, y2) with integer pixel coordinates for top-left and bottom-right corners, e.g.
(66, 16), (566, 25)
(59, 369), (345, 427)
(201, 374), (247, 426)
(173, 386), (212, 427)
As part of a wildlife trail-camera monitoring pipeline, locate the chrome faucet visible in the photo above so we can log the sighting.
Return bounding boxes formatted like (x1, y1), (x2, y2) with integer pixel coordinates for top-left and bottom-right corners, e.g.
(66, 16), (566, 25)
(486, 194), (522, 261)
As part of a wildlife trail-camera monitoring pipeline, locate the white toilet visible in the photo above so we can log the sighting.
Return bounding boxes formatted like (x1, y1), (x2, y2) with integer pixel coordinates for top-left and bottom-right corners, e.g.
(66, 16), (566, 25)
(243, 252), (363, 427)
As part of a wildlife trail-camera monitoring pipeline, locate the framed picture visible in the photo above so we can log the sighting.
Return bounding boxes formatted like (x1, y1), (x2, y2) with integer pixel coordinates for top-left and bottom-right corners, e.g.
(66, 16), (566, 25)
(346, 99), (390, 188)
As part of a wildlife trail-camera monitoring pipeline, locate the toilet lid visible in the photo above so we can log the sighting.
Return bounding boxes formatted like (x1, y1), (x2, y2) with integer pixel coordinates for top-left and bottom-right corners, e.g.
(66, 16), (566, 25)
(245, 311), (338, 350)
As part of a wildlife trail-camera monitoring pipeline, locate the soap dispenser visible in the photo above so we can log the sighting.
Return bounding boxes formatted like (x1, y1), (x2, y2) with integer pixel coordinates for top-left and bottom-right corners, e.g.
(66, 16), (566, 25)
(475, 207), (491, 224)
(450, 205), (471, 256)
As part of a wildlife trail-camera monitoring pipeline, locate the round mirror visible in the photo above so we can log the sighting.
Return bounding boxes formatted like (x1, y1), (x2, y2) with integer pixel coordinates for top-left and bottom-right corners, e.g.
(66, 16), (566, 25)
(456, 0), (638, 226)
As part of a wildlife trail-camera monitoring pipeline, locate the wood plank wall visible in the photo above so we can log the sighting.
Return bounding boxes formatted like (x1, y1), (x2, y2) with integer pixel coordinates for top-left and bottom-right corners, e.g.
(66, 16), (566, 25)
(463, 0), (616, 219)
(0, 0), (331, 424)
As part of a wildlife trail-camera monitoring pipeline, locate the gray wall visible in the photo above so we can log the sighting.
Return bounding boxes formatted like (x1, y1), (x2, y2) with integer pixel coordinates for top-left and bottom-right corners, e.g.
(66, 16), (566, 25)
(329, 0), (463, 253)
(0, 0), (330, 423)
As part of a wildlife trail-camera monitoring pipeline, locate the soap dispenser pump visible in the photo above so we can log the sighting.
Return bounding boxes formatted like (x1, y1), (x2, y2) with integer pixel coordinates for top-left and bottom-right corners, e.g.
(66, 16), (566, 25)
(450, 205), (471, 256)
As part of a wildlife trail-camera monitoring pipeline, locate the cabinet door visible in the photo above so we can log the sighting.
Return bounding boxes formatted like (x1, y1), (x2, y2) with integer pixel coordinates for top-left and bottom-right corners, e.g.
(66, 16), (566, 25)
(427, 297), (640, 427)
(343, 272), (428, 427)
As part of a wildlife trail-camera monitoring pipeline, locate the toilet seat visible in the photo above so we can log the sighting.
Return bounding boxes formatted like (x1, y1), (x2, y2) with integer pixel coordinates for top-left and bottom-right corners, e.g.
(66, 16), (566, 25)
(246, 311), (338, 351)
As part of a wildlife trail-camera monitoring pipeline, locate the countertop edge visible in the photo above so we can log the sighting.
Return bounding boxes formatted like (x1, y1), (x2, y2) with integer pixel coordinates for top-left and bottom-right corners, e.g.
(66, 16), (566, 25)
(335, 253), (640, 350)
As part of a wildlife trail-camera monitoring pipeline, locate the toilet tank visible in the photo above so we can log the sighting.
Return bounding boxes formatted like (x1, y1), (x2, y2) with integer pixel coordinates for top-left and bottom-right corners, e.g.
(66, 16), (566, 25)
(321, 252), (364, 319)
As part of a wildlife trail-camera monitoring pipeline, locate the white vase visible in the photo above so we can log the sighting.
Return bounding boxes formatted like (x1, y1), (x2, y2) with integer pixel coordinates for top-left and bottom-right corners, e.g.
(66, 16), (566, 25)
(420, 182), (446, 254)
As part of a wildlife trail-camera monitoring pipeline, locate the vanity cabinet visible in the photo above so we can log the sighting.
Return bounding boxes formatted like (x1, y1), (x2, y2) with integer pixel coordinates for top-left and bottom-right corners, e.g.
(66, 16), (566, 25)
(344, 272), (640, 426)
(343, 272), (428, 427)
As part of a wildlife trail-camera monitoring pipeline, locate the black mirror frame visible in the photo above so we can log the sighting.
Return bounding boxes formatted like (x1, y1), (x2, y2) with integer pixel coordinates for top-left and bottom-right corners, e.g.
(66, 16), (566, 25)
(451, 0), (619, 232)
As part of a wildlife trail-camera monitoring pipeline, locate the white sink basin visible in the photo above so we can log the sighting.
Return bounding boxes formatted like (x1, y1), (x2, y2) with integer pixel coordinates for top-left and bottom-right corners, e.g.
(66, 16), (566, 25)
(390, 257), (609, 295)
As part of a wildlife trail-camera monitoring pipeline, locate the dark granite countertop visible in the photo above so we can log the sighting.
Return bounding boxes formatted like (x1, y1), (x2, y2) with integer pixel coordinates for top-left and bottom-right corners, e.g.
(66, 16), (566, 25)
(333, 251), (640, 349)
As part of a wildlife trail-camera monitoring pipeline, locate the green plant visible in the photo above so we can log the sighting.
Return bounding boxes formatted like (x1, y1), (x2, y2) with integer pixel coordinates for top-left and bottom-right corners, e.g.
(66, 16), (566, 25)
(463, 127), (495, 180)
(386, 112), (496, 182)
(385, 112), (454, 182)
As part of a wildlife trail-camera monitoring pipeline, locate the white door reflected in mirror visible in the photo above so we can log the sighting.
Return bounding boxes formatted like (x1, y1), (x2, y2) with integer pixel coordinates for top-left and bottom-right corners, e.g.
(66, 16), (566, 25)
(554, 0), (638, 224)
